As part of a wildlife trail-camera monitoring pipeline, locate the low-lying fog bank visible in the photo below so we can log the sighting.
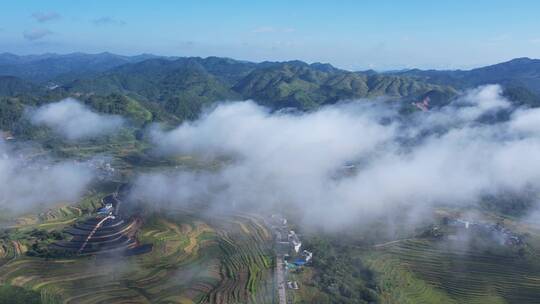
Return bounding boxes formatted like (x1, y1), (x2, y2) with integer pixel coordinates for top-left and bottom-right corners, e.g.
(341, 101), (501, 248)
(0, 141), (95, 214)
(129, 85), (540, 230)
(28, 98), (125, 140)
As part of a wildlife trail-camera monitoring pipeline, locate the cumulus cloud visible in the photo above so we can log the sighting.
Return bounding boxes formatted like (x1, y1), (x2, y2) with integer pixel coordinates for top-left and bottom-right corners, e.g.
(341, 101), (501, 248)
(509, 108), (540, 135)
(29, 98), (124, 140)
(32, 11), (61, 23)
(23, 28), (53, 41)
(0, 141), (94, 214)
(92, 16), (126, 26)
(131, 85), (540, 230)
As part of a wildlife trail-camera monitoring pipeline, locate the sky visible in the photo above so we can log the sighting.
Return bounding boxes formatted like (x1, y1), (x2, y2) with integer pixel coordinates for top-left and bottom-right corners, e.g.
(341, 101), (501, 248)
(1, 0), (540, 70)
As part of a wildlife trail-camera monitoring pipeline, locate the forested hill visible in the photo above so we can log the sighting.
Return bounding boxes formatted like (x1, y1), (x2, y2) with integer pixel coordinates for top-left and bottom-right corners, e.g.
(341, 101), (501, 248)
(390, 57), (540, 95)
(0, 76), (44, 97)
(2, 53), (540, 135)
(0, 52), (172, 84)
(63, 57), (455, 112)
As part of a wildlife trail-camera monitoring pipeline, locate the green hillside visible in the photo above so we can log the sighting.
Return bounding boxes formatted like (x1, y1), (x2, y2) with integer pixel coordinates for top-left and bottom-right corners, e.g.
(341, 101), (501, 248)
(393, 57), (540, 95)
(0, 76), (43, 97)
(0, 52), (171, 84)
(65, 57), (455, 112)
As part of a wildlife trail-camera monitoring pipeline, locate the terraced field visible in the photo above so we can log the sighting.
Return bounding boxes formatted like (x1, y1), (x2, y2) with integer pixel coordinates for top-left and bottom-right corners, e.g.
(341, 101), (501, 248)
(7, 192), (104, 231)
(0, 240), (18, 268)
(0, 205), (275, 304)
(366, 238), (540, 304)
(203, 215), (274, 304)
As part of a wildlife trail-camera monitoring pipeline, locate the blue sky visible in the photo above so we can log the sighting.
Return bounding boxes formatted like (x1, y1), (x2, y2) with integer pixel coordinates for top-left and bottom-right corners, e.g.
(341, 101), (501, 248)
(1, 0), (540, 70)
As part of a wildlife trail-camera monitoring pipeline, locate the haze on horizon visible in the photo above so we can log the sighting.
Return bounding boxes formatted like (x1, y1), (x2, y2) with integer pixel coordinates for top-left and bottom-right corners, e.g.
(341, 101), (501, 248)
(1, 0), (540, 71)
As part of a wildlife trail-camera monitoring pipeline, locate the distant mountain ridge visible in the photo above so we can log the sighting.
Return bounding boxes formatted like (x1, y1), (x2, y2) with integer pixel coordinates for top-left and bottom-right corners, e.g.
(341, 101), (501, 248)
(1, 53), (540, 133)
(0, 52), (177, 83)
(0, 76), (43, 96)
(390, 57), (540, 94)
(59, 56), (454, 113)
(2, 52), (540, 90)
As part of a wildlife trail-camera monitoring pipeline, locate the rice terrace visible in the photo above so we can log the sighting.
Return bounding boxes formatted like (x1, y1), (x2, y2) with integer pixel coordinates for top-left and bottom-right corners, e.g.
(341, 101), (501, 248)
(4, 1), (540, 303)
(0, 188), (276, 303)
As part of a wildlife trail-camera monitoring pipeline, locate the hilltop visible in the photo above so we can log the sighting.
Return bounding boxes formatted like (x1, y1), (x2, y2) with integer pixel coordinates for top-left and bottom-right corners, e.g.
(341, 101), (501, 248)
(2, 53), (540, 137)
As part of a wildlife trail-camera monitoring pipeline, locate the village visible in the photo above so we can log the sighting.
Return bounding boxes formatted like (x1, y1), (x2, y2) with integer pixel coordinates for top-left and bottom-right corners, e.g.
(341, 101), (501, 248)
(445, 218), (524, 246)
(422, 216), (525, 249)
(268, 214), (314, 304)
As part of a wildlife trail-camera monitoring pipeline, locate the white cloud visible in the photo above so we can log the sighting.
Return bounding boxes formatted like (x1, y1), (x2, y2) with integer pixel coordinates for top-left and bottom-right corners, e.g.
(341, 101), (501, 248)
(0, 142), (94, 213)
(29, 98), (124, 140)
(131, 85), (540, 230)
(32, 11), (61, 23)
(510, 108), (540, 135)
(23, 28), (53, 41)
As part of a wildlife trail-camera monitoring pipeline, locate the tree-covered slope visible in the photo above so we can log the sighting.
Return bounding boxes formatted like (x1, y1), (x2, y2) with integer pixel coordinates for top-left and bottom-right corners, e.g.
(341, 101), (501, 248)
(64, 58), (239, 120)
(65, 57), (455, 111)
(0, 76), (43, 97)
(394, 57), (540, 94)
(9, 53), (540, 136)
(0, 52), (172, 84)
(234, 62), (456, 109)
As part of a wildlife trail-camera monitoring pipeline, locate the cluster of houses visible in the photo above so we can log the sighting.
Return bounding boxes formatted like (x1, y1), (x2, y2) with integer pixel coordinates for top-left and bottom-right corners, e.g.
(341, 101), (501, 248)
(288, 231), (302, 254)
(268, 214), (314, 292)
(446, 218), (523, 247)
(97, 203), (114, 215)
(97, 192), (121, 216)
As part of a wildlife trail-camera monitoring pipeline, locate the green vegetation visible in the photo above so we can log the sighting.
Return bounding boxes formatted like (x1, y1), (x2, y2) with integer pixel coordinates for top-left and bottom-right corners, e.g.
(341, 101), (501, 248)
(1, 53), (459, 138)
(3, 53), (540, 139)
(203, 216), (274, 304)
(365, 251), (457, 304)
(282, 209), (540, 304)
(89, 58), (453, 112)
(6, 53), (540, 143)
(0, 52), (159, 83)
(84, 94), (152, 124)
(290, 236), (378, 304)
(0, 76), (43, 97)
(394, 57), (540, 95)
(4, 53), (540, 303)
(0, 197), (275, 303)
(502, 86), (540, 107)
(0, 284), (42, 304)
(0, 97), (25, 131)
(366, 238), (540, 303)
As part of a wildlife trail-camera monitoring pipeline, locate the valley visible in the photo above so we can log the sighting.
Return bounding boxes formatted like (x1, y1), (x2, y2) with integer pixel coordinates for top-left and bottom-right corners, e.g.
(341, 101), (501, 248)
(2, 52), (540, 304)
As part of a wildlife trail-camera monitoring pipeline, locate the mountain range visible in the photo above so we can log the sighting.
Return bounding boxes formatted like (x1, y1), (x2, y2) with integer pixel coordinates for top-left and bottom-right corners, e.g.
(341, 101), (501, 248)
(392, 57), (540, 94)
(1, 52), (540, 133)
